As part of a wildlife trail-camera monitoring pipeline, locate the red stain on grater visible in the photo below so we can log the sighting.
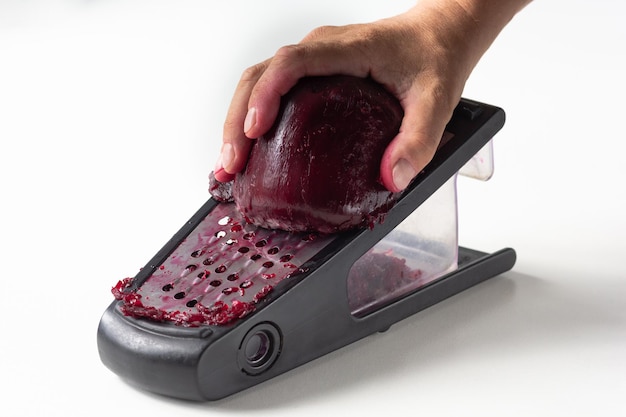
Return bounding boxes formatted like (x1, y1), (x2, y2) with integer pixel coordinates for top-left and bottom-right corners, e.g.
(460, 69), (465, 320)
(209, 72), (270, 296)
(112, 203), (334, 326)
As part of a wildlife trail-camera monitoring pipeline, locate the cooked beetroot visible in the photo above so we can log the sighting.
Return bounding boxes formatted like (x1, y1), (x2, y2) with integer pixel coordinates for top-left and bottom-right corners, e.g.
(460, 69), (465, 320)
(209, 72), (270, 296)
(208, 170), (233, 202)
(232, 75), (404, 233)
(347, 251), (422, 313)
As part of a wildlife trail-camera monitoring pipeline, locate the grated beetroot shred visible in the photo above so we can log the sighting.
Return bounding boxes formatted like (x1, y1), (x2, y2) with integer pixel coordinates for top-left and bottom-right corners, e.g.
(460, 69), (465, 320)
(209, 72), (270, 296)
(111, 278), (273, 327)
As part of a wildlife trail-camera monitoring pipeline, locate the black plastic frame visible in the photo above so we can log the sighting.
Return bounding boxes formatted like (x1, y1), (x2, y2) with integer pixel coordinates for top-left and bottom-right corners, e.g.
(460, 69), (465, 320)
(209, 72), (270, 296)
(97, 98), (515, 401)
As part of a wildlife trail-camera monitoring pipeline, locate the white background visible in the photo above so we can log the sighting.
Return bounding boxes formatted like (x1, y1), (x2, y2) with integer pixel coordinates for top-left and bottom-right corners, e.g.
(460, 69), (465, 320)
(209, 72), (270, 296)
(1, 0), (625, 416)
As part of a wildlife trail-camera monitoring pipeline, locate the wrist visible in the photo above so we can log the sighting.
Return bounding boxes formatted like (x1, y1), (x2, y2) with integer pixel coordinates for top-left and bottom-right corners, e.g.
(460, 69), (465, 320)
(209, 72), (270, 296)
(404, 0), (530, 75)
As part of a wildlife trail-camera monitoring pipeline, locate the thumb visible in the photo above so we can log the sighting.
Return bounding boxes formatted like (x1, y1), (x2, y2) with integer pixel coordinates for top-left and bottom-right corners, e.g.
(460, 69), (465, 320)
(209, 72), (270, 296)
(380, 94), (454, 192)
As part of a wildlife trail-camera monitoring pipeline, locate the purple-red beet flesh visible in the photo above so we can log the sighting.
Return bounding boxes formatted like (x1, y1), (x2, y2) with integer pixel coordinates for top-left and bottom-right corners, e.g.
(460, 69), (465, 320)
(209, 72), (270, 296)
(213, 75), (404, 233)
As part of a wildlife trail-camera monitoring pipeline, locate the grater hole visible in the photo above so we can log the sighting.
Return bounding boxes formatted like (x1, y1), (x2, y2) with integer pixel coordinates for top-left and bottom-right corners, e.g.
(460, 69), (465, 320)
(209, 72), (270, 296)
(181, 265), (198, 277)
(255, 239), (267, 248)
(197, 270), (210, 280)
(267, 246), (279, 255)
(190, 249), (205, 258)
(162, 283), (174, 292)
(174, 292), (186, 299)
(186, 300), (198, 308)
(209, 279), (222, 287)
(227, 273), (239, 282)
(238, 246), (250, 254)
(215, 265), (227, 273)
(251, 254), (262, 261)
(279, 254), (293, 263)
(222, 287), (238, 295)
(262, 261), (274, 268)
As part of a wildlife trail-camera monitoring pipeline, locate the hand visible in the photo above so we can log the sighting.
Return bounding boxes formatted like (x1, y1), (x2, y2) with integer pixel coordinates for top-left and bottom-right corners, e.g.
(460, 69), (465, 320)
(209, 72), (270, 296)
(214, 0), (529, 192)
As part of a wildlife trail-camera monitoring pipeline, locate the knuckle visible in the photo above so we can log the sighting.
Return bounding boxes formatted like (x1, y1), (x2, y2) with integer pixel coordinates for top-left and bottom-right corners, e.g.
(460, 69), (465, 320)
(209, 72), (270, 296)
(418, 79), (459, 118)
(273, 44), (305, 61)
(240, 62), (267, 84)
(301, 25), (338, 41)
(404, 133), (438, 159)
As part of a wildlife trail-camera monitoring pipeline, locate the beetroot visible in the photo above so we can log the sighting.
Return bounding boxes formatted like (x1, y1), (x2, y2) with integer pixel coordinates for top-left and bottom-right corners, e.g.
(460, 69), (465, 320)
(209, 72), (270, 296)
(347, 251), (422, 313)
(229, 75), (404, 233)
(208, 170), (233, 203)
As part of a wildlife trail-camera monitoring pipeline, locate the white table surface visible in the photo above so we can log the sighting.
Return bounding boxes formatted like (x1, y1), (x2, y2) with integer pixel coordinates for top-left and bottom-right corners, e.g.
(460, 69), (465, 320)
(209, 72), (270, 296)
(1, 1), (624, 416)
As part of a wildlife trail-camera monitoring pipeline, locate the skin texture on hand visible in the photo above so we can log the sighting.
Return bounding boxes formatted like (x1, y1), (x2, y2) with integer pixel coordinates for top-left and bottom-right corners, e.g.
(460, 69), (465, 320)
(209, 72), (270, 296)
(215, 0), (531, 192)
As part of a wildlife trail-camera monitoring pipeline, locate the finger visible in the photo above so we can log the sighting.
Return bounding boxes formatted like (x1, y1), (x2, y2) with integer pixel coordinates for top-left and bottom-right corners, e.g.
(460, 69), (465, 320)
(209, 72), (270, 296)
(380, 90), (456, 192)
(216, 60), (270, 181)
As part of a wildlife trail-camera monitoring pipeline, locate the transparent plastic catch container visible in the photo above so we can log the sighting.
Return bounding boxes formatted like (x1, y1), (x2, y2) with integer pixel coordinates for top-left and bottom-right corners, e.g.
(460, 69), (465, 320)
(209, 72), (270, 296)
(347, 140), (494, 317)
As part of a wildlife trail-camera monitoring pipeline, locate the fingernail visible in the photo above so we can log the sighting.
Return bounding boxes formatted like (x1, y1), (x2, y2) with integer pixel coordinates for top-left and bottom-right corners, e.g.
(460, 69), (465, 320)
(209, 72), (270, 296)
(214, 150), (223, 171)
(392, 158), (417, 191)
(244, 107), (257, 135)
(220, 143), (234, 172)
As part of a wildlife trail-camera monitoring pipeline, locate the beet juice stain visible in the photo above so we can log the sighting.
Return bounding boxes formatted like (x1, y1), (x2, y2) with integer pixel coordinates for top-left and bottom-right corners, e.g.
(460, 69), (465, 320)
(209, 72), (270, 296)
(113, 77), (407, 326)
(111, 203), (335, 327)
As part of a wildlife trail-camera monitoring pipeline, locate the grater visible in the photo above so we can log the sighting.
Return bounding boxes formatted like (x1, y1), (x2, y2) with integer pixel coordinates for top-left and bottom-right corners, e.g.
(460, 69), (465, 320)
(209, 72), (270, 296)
(97, 98), (515, 401)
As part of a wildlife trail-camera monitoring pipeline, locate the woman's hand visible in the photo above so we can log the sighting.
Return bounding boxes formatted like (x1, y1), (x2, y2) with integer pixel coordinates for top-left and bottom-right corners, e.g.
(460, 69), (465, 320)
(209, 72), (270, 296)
(214, 0), (530, 192)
